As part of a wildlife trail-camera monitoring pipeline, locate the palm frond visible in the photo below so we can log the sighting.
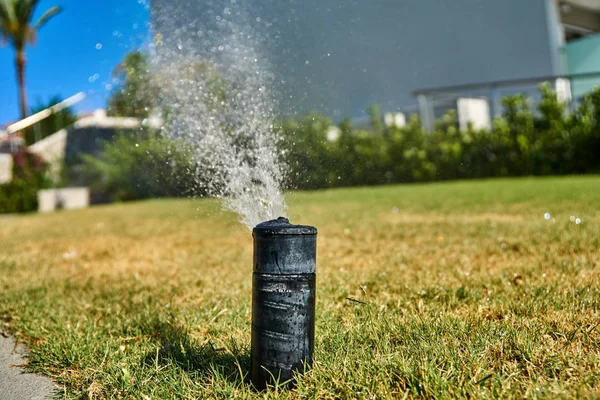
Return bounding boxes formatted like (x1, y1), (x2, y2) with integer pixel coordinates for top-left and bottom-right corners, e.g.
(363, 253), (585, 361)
(34, 5), (61, 29)
(0, 0), (15, 44)
(0, 0), (14, 30)
(15, 0), (38, 25)
(0, 0), (15, 19)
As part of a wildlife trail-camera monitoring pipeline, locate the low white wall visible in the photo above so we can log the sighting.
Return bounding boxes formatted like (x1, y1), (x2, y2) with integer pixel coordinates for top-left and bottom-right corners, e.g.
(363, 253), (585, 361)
(37, 190), (57, 213)
(38, 187), (90, 213)
(0, 154), (12, 184)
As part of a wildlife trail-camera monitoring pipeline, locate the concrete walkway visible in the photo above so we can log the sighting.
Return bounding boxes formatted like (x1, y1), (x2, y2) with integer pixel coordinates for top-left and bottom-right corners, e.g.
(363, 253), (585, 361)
(0, 332), (56, 400)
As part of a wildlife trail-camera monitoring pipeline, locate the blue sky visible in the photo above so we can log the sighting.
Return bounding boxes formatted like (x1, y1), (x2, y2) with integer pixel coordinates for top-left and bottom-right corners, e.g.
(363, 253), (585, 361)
(0, 0), (150, 125)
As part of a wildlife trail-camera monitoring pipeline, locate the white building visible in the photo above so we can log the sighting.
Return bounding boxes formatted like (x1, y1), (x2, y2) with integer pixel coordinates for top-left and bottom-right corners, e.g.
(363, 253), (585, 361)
(152, 0), (600, 126)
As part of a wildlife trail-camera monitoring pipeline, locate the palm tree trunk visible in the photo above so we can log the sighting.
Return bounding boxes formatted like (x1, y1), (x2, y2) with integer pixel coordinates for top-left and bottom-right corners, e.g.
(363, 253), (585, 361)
(15, 48), (28, 120)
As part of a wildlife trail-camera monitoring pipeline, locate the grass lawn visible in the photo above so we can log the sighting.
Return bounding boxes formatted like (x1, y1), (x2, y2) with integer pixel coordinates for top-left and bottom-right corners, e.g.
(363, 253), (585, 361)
(1, 176), (599, 399)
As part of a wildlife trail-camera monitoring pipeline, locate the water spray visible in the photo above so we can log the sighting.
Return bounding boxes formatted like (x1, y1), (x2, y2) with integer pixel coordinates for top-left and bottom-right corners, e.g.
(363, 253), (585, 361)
(251, 217), (317, 390)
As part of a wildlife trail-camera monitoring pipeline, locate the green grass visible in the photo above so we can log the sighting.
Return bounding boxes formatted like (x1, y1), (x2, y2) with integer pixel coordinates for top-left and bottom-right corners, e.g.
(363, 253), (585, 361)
(1, 176), (599, 399)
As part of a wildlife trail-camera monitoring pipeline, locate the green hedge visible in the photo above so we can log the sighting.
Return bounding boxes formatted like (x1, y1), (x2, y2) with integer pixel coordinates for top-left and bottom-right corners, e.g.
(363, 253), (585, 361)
(283, 84), (600, 190)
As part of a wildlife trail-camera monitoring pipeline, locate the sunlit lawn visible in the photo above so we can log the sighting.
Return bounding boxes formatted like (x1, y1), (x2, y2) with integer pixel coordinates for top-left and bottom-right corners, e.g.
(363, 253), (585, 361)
(1, 176), (599, 399)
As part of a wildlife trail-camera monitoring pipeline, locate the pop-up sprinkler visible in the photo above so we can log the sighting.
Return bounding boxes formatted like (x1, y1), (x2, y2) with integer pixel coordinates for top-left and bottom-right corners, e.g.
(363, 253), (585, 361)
(251, 217), (317, 390)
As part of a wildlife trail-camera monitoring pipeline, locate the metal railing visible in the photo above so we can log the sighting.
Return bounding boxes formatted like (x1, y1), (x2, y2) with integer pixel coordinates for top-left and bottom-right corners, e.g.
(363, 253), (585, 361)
(413, 71), (600, 131)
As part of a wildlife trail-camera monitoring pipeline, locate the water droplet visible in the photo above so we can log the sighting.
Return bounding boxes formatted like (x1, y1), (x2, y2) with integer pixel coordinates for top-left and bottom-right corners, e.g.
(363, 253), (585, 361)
(135, 143), (139, 147)
(149, 9), (288, 230)
(570, 216), (575, 222)
(95, 43), (103, 50)
(575, 218), (581, 225)
(544, 213), (551, 220)
(105, 84), (112, 91)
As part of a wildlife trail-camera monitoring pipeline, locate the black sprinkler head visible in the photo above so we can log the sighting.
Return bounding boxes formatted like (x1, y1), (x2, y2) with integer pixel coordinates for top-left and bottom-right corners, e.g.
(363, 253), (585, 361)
(250, 217), (317, 390)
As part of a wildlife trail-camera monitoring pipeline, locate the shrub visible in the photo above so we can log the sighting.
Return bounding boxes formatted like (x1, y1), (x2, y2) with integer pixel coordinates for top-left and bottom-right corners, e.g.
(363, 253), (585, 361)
(283, 85), (600, 190)
(0, 150), (49, 214)
(81, 130), (199, 202)
(281, 113), (340, 190)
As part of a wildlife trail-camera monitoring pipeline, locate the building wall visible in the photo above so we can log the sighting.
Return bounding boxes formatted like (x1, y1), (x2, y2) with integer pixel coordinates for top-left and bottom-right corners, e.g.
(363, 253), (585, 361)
(28, 129), (68, 182)
(0, 154), (12, 184)
(152, 0), (558, 118)
(546, 0), (568, 75)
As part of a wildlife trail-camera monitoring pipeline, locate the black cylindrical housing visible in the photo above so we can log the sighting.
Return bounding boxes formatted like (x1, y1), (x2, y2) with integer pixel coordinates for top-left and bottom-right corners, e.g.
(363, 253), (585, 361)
(251, 217), (317, 390)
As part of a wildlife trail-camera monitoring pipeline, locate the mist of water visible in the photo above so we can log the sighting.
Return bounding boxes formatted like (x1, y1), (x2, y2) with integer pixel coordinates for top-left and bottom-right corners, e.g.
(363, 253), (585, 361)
(150, 1), (287, 229)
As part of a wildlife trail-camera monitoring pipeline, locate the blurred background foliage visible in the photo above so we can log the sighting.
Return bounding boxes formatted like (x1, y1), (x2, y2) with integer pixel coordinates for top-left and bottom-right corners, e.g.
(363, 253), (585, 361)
(281, 84), (600, 190)
(107, 52), (155, 119)
(0, 150), (49, 213)
(80, 130), (199, 202)
(64, 50), (600, 201)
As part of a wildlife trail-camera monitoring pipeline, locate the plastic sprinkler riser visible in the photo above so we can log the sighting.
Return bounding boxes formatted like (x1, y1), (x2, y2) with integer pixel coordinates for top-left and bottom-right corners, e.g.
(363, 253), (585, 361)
(250, 217), (317, 390)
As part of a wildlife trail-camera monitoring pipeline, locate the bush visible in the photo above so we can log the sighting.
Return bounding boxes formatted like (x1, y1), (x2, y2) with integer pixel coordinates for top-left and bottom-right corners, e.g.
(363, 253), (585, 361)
(283, 85), (600, 190)
(0, 150), (49, 214)
(281, 113), (342, 190)
(81, 130), (200, 202)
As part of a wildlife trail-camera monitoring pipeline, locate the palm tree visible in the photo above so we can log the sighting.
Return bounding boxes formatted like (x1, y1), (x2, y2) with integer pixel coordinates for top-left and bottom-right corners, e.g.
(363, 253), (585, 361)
(0, 0), (62, 120)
